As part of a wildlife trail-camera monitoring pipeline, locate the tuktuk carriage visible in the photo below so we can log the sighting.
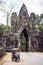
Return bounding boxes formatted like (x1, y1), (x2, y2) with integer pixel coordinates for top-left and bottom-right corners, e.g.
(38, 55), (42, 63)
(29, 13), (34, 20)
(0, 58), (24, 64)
(11, 48), (20, 62)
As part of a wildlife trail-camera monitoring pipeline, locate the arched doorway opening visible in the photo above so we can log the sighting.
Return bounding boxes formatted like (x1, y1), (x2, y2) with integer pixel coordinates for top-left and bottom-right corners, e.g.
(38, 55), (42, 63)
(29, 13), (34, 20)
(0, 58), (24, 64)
(21, 28), (28, 52)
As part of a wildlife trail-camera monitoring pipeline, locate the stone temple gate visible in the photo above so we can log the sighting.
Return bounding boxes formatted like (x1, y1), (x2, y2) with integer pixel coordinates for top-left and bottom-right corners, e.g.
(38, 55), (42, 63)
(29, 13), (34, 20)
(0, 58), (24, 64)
(10, 3), (38, 52)
(4, 3), (38, 51)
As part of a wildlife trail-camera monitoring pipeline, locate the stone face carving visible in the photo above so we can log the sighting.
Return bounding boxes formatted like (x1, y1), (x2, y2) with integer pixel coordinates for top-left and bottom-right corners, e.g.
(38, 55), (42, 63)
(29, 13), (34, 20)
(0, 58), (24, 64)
(29, 13), (36, 30)
(19, 3), (29, 27)
(11, 12), (17, 26)
(11, 12), (17, 33)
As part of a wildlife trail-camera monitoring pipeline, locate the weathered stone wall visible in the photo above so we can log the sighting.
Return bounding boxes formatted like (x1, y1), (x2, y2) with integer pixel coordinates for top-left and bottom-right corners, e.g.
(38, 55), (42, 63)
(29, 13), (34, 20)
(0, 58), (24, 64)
(0, 36), (6, 58)
(38, 31), (43, 52)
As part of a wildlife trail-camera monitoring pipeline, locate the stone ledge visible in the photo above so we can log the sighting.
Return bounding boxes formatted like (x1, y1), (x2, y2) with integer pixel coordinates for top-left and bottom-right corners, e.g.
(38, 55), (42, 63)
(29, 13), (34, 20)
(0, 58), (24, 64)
(0, 53), (11, 65)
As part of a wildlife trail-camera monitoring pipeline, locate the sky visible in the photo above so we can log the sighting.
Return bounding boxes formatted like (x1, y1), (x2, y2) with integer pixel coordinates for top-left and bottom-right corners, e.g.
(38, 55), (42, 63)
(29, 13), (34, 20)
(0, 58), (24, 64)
(0, 0), (43, 25)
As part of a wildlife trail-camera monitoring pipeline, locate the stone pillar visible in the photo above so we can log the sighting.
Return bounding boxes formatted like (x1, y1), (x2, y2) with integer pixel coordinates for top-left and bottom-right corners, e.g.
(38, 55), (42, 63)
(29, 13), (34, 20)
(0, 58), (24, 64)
(36, 39), (38, 51)
(18, 39), (21, 51)
(29, 37), (31, 52)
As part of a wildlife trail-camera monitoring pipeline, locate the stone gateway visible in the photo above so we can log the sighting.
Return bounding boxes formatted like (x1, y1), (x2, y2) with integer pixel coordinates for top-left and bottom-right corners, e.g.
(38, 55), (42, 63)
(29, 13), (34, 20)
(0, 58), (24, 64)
(10, 3), (38, 52)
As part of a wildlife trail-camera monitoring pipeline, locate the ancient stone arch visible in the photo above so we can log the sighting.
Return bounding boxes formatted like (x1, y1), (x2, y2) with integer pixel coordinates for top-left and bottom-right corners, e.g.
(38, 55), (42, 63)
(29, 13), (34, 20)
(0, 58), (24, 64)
(19, 27), (29, 51)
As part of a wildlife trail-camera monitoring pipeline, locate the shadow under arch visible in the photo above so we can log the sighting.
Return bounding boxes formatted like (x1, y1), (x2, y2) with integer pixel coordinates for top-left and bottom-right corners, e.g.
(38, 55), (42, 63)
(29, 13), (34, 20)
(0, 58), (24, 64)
(20, 28), (29, 52)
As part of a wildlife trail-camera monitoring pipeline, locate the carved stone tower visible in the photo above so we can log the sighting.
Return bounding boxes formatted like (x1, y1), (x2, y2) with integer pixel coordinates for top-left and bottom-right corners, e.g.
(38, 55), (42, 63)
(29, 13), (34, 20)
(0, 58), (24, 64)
(11, 12), (17, 33)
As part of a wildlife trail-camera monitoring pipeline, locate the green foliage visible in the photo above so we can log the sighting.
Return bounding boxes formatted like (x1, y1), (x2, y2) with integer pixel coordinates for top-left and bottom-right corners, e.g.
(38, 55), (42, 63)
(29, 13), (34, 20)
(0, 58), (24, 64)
(38, 26), (43, 31)
(21, 34), (26, 51)
(36, 14), (43, 26)
(40, 14), (43, 19)
(21, 34), (26, 43)
(36, 14), (43, 31)
(0, 24), (10, 36)
(0, 24), (5, 35)
(36, 14), (40, 19)
(36, 18), (41, 25)
(5, 25), (11, 29)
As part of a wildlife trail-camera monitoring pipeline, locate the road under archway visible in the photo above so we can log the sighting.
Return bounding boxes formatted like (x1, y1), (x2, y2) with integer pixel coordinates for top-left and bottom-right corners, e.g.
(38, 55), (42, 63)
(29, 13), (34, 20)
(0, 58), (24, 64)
(21, 28), (28, 52)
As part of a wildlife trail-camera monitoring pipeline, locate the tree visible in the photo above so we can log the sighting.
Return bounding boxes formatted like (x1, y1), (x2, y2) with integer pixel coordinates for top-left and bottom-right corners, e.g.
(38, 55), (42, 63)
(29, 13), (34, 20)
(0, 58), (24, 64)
(36, 14), (43, 26)
(0, 24), (5, 36)
(36, 14), (43, 31)
(0, 24), (11, 36)
(0, 0), (14, 26)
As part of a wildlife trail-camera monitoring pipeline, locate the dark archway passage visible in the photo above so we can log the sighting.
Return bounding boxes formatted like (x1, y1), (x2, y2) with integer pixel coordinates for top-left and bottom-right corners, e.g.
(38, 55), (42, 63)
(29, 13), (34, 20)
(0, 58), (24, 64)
(21, 28), (28, 52)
